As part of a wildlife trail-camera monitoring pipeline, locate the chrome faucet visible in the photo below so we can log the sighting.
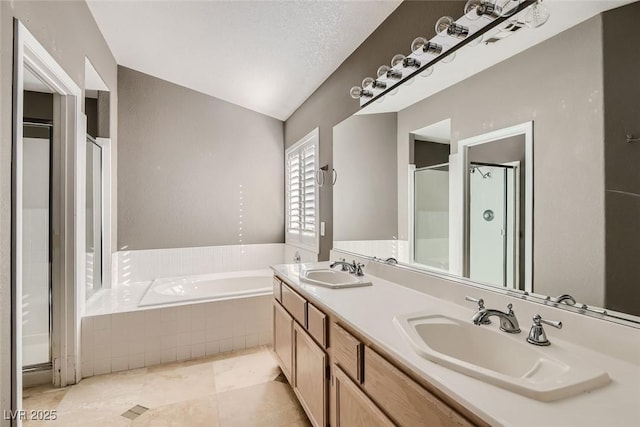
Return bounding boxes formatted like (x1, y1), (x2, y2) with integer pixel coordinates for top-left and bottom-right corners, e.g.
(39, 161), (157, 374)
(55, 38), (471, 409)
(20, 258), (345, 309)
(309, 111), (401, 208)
(329, 260), (365, 276)
(472, 303), (521, 333)
(465, 296), (491, 325)
(546, 294), (576, 305)
(331, 258), (350, 272)
(527, 314), (562, 346)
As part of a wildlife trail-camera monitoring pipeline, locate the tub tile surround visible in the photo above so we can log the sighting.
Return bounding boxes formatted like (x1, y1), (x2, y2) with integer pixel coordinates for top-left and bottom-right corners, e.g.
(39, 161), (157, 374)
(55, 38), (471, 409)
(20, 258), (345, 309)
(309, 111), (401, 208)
(112, 243), (290, 285)
(81, 296), (272, 378)
(274, 255), (640, 426)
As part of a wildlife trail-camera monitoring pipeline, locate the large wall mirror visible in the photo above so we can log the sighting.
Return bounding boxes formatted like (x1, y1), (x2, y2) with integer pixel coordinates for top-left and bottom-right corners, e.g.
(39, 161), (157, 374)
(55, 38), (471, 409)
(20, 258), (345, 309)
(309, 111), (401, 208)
(333, 0), (640, 324)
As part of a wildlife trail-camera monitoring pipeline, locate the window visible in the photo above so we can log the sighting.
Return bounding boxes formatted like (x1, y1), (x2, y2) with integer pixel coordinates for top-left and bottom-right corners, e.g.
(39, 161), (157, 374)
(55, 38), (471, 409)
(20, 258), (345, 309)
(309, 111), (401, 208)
(286, 128), (319, 252)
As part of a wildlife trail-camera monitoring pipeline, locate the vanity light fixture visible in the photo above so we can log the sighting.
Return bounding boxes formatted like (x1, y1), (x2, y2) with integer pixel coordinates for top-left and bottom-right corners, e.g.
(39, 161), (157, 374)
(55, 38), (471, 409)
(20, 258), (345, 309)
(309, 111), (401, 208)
(377, 64), (402, 81)
(435, 16), (471, 39)
(411, 38), (444, 56)
(352, 0), (541, 107)
(362, 77), (387, 90)
(349, 86), (373, 100)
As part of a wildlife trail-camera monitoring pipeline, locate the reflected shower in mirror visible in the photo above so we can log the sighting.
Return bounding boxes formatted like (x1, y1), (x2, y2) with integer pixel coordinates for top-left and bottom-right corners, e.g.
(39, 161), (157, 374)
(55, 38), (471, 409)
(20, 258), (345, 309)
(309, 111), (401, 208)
(332, 0), (640, 322)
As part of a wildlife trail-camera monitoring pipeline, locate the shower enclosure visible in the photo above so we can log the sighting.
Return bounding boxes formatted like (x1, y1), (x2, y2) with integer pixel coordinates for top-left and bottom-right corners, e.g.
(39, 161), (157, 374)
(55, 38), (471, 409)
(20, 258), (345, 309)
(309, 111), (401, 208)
(413, 163), (450, 271)
(86, 135), (103, 298)
(468, 161), (520, 289)
(22, 121), (53, 371)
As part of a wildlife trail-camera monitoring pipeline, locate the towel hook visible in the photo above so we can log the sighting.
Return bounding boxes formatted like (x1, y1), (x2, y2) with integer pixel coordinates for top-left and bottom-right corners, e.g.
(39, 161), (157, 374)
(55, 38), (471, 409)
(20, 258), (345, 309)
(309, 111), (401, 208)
(626, 134), (640, 143)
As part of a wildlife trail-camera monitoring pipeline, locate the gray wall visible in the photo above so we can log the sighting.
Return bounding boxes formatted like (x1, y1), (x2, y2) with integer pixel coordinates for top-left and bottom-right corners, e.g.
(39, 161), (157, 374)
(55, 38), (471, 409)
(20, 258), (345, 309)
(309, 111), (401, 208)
(333, 113), (397, 241)
(284, 1), (463, 260)
(117, 66), (284, 250)
(398, 16), (606, 306)
(23, 91), (53, 121)
(0, 1), (118, 421)
(413, 140), (450, 168)
(602, 2), (640, 315)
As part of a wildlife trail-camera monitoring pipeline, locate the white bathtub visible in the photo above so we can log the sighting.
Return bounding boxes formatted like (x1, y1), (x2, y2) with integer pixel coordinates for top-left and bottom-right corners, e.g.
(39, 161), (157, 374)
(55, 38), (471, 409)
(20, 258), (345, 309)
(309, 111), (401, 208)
(138, 269), (273, 307)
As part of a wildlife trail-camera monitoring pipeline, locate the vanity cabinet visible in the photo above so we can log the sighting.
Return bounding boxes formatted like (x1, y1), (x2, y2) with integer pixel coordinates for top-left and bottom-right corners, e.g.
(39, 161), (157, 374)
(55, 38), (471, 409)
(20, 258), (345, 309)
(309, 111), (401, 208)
(272, 275), (481, 427)
(293, 322), (328, 427)
(333, 365), (394, 427)
(273, 300), (293, 382)
(273, 280), (329, 427)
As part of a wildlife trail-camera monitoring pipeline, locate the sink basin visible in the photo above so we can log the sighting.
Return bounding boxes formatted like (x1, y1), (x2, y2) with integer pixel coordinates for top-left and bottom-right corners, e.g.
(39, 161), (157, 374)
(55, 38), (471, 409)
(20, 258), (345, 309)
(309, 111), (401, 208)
(394, 313), (610, 401)
(300, 269), (372, 289)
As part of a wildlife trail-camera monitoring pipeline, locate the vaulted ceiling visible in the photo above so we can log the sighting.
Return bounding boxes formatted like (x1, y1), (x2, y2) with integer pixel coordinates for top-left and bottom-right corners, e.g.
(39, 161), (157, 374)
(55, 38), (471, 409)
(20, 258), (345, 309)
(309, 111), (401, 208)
(87, 0), (401, 120)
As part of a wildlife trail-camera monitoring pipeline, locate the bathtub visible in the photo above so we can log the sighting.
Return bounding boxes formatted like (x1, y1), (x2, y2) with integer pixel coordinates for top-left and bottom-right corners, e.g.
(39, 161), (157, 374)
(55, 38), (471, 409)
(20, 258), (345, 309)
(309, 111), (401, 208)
(138, 269), (273, 307)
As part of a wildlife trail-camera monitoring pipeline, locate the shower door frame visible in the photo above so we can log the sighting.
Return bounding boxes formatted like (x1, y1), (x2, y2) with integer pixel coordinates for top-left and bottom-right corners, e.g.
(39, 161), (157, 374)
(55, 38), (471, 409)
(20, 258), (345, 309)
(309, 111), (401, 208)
(459, 122), (533, 293)
(12, 19), (85, 415)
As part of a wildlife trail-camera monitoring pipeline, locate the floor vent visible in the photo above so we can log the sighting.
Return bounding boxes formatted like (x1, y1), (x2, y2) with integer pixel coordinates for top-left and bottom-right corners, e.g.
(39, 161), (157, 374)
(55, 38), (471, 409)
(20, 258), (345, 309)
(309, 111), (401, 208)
(121, 405), (149, 420)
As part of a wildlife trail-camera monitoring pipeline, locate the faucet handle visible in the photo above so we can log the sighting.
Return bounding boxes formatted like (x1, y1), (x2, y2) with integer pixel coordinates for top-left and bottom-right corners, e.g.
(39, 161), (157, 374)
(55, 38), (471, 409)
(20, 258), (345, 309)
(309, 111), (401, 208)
(465, 296), (490, 324)
(527, 314), (562, 346)
(354, 262), (365, 276)
(465, 296), (486, 310)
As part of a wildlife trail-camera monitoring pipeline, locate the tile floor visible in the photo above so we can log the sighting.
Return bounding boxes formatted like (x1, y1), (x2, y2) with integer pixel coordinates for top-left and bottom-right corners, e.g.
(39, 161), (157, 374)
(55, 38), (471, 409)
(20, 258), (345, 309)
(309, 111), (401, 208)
(22, 346), (310, 426)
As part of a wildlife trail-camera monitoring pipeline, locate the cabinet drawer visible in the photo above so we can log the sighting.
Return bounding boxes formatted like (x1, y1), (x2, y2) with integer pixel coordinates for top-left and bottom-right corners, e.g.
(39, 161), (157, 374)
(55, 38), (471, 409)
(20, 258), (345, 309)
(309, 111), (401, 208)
(281, 284), (307, 327)
(307, 303), (327, 348)
(334, 365), (394, 427)
(331, 323), (363, 383)
(363, 347), (472, 427)
(273, 276), (282, 302)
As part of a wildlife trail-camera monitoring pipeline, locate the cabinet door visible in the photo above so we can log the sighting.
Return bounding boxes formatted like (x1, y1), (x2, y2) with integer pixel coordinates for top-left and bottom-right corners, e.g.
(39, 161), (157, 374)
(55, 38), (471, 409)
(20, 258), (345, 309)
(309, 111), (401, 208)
(273, 301), (293, 382)
(293, 322), (327, 427)
(333, 365), (394, 427)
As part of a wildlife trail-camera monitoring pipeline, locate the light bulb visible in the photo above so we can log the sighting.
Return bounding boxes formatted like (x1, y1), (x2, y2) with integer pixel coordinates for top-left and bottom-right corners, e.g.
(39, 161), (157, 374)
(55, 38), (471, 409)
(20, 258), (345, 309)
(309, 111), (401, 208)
(435, 16), (469, 39)
(465, 0), (502, 20)
(350, 86), (373, 99)
(391, 54), (406, 68)
(523, 1), (550, 28)
(402, 58), (421, 69)
(411, 37), (427, 55)
(362, 77), (375, 88)
(495, 0), (522, 18)
(377, 65), (390, 79)
(435, 16), (454, 36)
(411, 37), (443, 56)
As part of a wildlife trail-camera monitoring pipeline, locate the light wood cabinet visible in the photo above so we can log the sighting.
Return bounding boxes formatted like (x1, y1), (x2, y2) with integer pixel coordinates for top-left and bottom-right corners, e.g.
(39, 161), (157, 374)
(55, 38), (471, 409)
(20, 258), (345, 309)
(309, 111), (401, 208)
(333, 365), (394, 427)
(272, 275), (482, 427)
(332, 323), (363, 383)
(282, 283), (308, 326)
(293, 322), (327, 427)
(273, 300), (293, 382)
(363, 347), (473, 427)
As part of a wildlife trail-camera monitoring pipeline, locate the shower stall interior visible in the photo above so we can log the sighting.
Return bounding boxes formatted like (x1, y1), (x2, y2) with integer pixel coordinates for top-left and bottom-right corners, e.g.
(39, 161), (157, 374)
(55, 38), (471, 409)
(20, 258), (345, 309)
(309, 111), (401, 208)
(468, 161), (521, 289)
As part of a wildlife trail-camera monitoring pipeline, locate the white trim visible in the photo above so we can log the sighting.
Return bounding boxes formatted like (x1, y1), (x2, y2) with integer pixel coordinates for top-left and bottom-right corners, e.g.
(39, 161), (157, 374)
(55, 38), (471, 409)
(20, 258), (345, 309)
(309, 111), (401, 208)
(97, 138), (113, 291)
(407, 164), (415, 264)
(458, 121), (533, 293)
(13, 21), (84, 414)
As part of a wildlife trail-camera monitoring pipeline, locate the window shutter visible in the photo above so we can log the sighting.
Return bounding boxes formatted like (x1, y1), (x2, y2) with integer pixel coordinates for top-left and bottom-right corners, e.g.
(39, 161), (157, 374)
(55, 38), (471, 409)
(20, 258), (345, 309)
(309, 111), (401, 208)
(285, 129), (319, 252)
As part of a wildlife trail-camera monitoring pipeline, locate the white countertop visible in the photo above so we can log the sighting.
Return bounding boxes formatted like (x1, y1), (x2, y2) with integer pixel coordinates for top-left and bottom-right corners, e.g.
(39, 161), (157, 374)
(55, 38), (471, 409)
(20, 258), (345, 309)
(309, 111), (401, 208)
(272, 262), (640, 427)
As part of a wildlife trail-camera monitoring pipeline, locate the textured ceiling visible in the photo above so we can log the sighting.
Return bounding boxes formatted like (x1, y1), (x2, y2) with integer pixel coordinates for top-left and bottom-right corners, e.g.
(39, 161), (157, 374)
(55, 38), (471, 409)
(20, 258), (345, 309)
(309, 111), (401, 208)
(87, 0), (401, 120)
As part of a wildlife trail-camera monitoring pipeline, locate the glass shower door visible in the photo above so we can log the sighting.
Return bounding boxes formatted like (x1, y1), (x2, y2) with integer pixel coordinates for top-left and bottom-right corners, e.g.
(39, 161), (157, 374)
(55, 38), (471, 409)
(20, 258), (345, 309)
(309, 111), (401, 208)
(22, 122), (52, 369)
(86, 136), (103, 298)
(414, 164), (450, 271)
(468, 163), (518, 288)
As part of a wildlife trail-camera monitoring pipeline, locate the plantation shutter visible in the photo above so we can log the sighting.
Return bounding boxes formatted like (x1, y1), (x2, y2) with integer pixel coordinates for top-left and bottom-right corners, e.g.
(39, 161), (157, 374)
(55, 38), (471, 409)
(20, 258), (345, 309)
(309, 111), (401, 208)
(286, 129), (319, 252)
